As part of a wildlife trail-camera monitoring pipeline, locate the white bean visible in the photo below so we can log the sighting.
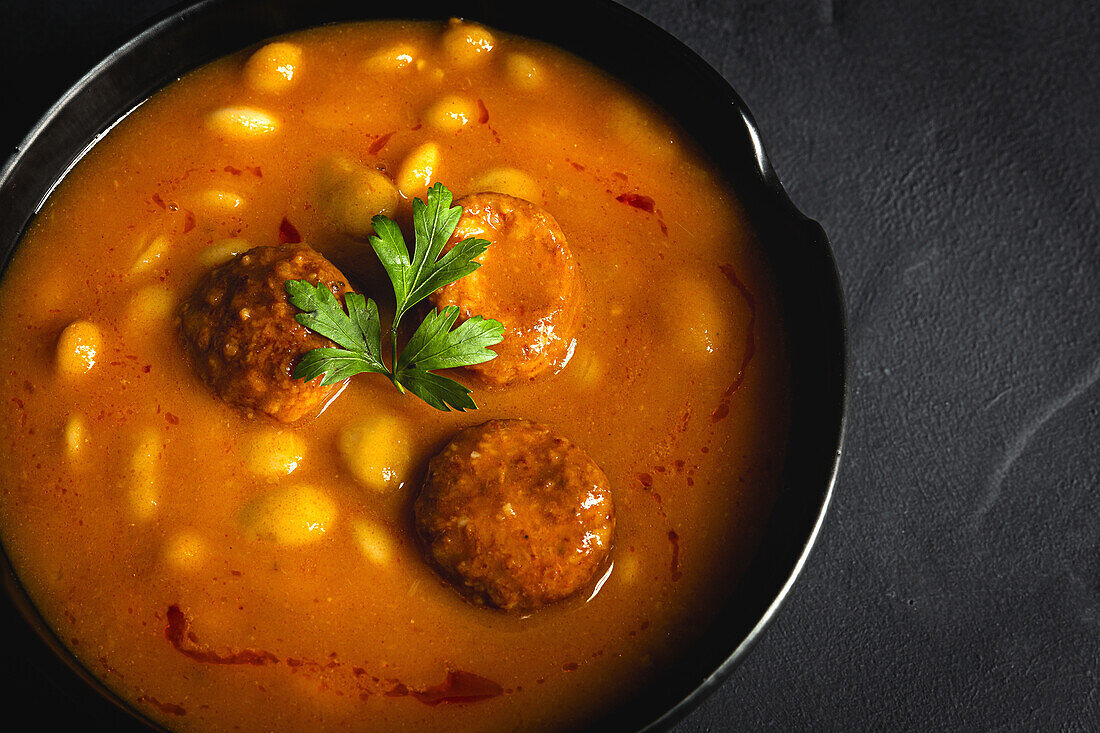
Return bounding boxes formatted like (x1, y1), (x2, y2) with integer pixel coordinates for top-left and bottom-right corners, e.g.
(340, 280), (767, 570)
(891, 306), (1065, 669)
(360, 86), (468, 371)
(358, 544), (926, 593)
(337, 416), (413, 493)
(163, 532), (206, 571)
(128, 428), (162, 521)
(425, 95), (477, 133)
(63, 414), (88, 459)
(206, 106), (278, 138)
(245, 429), (305, 477)
(363, 43), (418, 72)
(244, 42), (302, 93)
(504, 53), (541, 89)
(239, 484), (336, 545)
(316, 158), (398, 237)
(56, 320), (101, 376)
(470, 167), (541, 202)
(441, 20), (495, 67)
(395, 142), (440, 199)
(196, 239), (247, 268)
(353, 518), (394, 565)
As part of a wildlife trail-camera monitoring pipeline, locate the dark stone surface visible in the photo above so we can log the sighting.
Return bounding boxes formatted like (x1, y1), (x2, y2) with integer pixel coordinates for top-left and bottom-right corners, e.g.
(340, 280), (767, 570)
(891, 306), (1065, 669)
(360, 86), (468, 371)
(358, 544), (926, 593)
(1, 0), (1097, 730)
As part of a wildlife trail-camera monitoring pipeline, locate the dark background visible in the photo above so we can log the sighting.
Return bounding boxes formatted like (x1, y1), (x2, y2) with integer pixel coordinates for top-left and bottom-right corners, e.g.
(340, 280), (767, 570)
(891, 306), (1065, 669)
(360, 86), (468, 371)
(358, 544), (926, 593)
(2, 0), (1097, 730)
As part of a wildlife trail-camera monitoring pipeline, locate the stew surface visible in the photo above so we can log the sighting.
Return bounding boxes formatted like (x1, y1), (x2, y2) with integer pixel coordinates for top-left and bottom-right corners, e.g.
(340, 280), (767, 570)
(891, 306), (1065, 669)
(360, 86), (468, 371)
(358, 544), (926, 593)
(0, 19), (788, 732)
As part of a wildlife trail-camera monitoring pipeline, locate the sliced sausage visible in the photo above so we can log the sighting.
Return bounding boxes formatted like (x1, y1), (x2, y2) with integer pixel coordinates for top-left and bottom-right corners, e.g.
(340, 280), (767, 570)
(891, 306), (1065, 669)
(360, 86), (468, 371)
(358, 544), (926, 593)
(414, 419), (614, 612)
(430, 193), (579, 386)
(179, 243), (351, 423)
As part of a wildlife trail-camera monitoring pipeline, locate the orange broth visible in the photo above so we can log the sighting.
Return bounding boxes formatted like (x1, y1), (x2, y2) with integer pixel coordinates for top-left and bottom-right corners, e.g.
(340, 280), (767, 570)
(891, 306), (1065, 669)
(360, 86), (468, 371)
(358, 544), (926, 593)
(0, 19), (788, 733)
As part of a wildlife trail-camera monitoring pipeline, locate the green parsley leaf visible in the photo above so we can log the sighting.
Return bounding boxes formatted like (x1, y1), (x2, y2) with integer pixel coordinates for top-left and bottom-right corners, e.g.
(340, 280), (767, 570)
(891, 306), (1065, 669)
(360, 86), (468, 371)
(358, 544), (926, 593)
(286, 282), (385, 364)
(285, 183), (504, 411)
(294, 347), (385, 387)
(396, 306), (504, 374)
(368, 182), (490, 327)
(397, 368), (478, 412)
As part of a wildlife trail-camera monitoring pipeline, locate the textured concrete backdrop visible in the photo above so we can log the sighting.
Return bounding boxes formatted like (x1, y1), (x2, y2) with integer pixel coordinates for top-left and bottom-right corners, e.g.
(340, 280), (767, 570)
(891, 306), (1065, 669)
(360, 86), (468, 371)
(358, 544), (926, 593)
(1, 1), (1097, 730)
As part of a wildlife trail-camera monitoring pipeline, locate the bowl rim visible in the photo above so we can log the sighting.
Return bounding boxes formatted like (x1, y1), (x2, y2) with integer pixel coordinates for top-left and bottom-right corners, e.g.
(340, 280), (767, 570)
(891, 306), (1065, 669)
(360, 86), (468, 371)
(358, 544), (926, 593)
(0, 1), (849, 731)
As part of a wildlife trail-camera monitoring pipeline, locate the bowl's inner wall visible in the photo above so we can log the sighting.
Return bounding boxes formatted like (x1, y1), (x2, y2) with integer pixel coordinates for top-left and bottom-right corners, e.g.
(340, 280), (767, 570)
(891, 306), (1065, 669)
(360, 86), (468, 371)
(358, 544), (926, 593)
(0, 1), (845, 731)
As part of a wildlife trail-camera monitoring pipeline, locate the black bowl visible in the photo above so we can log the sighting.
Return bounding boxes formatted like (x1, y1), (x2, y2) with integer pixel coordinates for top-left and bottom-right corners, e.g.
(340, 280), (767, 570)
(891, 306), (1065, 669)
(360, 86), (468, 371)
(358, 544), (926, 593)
(0, 1), (847, 730)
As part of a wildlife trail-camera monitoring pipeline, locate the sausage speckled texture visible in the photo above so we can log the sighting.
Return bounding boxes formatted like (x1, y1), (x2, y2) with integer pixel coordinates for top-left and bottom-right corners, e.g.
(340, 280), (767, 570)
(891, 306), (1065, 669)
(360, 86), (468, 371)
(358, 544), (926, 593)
(179, 243), (352, 423)
(430, 193), (579, 386)
(414, 419), (614, 612)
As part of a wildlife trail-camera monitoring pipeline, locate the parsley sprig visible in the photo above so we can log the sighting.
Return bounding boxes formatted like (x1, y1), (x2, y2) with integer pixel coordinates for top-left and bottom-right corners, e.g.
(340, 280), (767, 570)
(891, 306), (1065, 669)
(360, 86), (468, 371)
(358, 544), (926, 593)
(285, 183), (504, 411)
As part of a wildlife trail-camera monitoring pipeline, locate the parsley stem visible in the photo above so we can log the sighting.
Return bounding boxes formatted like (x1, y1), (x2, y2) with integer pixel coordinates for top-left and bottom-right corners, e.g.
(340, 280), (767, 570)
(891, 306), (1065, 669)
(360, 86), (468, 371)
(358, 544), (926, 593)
(389, 322), (405, 393)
